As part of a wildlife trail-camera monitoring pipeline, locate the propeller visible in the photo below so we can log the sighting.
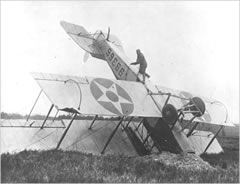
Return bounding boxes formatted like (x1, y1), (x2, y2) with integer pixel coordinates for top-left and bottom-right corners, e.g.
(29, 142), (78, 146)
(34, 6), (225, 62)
(106, 27), (110, 41)
(83, 51), (89, 62)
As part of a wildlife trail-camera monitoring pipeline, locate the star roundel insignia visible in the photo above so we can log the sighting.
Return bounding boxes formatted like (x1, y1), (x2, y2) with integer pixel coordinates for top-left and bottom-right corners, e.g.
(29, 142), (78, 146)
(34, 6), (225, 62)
(90, 78), (134, 116)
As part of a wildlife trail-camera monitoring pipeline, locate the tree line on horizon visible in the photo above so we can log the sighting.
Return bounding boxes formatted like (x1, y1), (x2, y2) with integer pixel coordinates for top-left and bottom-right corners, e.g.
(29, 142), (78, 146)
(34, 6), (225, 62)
(0, 112), (139, 121)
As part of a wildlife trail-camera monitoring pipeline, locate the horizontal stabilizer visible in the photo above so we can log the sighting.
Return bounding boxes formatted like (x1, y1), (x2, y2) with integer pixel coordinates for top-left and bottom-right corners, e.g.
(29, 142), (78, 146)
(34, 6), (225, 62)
(60, 21), (102, 57)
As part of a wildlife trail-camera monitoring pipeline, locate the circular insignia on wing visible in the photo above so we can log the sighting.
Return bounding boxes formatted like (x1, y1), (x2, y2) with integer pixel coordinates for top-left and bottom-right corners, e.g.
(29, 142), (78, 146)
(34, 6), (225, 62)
(90, 78), (134, 116)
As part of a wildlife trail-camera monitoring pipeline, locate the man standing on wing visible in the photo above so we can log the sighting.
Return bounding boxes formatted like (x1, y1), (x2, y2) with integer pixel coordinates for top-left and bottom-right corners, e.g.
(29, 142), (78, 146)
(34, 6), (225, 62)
(130, 49), (149, 84)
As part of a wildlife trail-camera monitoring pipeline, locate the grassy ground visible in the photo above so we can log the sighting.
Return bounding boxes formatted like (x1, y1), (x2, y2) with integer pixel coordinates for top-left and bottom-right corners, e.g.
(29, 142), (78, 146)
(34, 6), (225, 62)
(200, 137), (239, 182)
(1, 142), (239, 183)
(1, 135), (238, 183)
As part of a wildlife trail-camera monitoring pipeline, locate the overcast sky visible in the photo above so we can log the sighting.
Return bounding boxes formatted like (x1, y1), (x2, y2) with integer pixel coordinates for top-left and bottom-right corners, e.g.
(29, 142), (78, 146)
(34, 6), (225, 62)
(1, 1), (239, 123)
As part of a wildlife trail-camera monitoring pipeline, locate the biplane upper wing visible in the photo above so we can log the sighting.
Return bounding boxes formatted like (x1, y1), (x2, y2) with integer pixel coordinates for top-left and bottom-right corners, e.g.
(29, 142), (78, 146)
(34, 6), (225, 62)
(31, 72), (162, 117)
(154, 85), (234, 127)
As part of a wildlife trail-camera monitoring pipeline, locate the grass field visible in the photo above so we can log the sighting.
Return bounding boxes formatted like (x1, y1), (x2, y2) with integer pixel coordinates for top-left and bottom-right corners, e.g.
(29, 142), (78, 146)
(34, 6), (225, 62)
(1, 137), (239, 183)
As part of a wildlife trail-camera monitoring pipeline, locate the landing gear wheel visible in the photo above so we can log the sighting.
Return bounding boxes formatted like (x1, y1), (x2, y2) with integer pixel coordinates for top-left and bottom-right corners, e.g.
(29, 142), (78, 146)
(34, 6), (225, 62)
(162, 104), (178, 125)
(189, 97), (205, 117)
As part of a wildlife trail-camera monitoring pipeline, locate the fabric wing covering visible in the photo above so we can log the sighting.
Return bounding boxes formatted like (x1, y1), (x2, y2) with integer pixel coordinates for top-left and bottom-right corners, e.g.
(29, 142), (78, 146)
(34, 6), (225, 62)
(31, 72), (162, 117)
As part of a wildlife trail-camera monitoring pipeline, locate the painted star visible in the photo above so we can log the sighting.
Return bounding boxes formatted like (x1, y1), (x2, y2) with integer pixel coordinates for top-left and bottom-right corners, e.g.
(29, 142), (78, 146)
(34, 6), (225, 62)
(94, 81), (132, 114)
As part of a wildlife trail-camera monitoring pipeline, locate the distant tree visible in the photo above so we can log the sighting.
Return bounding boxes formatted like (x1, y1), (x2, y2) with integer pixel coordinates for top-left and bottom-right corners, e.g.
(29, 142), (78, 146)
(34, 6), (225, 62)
(1, 112), (8, 119)
(1, 112), (25, 119)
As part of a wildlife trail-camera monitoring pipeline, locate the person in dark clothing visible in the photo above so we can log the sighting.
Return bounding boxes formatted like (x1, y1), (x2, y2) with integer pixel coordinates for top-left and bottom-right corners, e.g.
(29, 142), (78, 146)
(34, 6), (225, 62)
(130, 49), (148, 83)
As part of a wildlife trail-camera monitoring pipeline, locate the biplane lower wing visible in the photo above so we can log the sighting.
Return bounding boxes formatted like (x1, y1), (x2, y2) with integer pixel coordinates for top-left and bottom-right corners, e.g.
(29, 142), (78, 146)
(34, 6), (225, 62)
(31, 72), (162, 117)
(184, 129), (224, 154)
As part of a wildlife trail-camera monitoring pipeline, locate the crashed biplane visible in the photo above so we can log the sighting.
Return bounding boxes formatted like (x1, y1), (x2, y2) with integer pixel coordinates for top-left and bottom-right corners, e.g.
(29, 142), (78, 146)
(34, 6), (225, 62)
(1, 21), (234, 156)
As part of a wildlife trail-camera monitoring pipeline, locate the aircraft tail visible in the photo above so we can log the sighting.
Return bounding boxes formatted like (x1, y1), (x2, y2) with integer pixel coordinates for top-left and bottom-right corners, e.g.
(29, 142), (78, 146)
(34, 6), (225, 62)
(60, 21), (105, 61)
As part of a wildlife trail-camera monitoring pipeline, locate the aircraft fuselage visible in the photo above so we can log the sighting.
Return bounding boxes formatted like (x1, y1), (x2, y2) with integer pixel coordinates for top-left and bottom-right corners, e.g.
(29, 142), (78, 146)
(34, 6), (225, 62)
(93, 32), (139, 82)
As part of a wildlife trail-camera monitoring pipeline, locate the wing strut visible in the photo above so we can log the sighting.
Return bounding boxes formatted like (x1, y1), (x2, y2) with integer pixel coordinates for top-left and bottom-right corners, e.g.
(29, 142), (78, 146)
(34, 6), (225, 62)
(186, 122), (200, 137)
(101, 116), (125, 154)
(203, 125), (224, 154)
(26, 89), (43, 123)
(41, 104), (54, 129)
(52, 109), (59, 123)
(135, 118), (144, 131)
(88, 115), (98, 130)
(56, 113), (77, 150)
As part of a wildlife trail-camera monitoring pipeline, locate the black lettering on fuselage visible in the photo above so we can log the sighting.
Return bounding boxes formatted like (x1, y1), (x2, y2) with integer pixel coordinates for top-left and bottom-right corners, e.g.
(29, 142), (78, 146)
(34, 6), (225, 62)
(104, 47), (126, 78)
